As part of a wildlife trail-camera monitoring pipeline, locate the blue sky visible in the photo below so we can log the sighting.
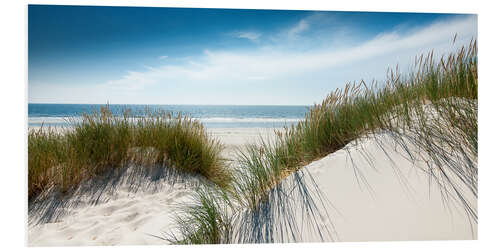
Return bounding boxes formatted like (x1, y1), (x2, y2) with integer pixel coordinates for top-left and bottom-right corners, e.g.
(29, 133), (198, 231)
(28, 5), (477, 105)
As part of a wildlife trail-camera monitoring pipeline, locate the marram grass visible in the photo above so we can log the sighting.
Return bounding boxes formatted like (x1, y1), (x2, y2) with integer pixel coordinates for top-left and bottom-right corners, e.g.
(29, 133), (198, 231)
(165, 185), (234, 244)
(267, 39), (478, 207)
(28, 107), (231, 199)
(168, 39), (478, 244)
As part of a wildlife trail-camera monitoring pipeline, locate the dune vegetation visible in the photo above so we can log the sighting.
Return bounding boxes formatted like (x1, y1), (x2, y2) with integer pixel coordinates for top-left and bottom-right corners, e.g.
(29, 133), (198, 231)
(28, 108), (231, 200)
(28, 38), (478, 244)
(168, 38), (478, 244)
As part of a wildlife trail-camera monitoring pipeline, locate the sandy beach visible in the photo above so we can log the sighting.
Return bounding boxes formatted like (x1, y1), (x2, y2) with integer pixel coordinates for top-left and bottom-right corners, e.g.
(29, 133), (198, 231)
(27, 127), (278, 246)
(27, 127), (476, 246)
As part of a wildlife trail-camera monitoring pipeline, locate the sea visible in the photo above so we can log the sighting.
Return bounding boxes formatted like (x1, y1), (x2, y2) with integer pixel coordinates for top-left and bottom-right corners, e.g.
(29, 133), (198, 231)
(28, 104), (310, 128)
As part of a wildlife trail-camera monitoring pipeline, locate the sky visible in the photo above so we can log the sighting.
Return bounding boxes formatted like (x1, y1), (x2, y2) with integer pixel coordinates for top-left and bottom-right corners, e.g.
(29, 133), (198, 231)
(28, 5), (477, 105)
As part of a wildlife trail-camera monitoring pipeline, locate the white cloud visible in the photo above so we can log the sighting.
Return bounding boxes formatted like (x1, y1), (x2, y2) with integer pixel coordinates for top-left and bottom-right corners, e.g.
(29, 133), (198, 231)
(235, 31), (261, 42)
(108, 16), (476, 85)
(85, 15), (477, 104)
(288, 19), (309, 39)
(106, 71), (158, 90)
(158, 55), (169, 60)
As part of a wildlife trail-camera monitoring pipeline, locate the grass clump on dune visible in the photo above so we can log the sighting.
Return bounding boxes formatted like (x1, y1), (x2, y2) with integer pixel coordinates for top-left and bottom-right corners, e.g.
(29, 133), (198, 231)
(276, 39), (477, 173)
(167, 38), (478, 245)
(28, 128), (70, 199)
(166, 186), (234, 244)
(133, 111), (230, 187)
(241, 38), (478, 223)
(28, 106), (230, 200)
(239, 38), (477, 205)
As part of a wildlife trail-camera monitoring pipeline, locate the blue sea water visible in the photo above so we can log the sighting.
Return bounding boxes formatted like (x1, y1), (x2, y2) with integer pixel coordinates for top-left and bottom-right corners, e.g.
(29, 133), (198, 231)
(28, 104), (310, 128)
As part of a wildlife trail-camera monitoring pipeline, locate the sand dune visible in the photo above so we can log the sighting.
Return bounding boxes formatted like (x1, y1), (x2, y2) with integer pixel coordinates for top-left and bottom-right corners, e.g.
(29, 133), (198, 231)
(27, 128), (277, 246)
(27, 128), (476, 246)
(28, 164), (200, 246)
(283, 132), (476, 242)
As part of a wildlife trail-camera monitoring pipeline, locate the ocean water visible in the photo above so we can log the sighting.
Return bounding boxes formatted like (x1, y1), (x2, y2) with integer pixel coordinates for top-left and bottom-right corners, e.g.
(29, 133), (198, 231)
(28, 104), (310, 128)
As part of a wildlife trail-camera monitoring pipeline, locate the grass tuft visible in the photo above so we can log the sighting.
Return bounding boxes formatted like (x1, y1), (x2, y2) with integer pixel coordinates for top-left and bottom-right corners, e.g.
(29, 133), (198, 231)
(165, 185), (234, 244)
(28, 107), (231, 200)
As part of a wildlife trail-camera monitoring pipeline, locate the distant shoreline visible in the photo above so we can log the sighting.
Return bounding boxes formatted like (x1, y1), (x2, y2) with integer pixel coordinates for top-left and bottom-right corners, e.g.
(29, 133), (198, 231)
(28, 103), (308, 129)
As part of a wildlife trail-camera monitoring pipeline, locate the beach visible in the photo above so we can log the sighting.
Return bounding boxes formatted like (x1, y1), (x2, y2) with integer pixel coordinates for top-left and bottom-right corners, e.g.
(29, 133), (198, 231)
(28, 127), (476, 246)
(23, 6), (481, 247)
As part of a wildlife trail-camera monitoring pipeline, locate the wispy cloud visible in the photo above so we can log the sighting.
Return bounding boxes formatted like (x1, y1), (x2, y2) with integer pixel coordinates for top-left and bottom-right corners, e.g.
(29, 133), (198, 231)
(235, 31), (261, 42)
(158, 55), (169, 60)
(288, 19), (309, 39)
(106, 71), (158, 90)
(94, 16), (477, 103)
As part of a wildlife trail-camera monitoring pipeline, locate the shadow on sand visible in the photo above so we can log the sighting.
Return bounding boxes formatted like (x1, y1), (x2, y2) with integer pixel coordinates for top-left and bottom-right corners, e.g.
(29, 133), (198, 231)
(28, 164), (202, 226)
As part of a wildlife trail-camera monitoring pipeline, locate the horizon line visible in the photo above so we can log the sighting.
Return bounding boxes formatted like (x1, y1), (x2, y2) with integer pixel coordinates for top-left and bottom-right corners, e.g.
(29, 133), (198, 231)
(28, 102), (314, 106)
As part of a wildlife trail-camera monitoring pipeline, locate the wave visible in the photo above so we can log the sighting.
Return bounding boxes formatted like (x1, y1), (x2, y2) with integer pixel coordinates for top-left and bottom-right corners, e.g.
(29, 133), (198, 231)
(28, 116), (304, 126)
(28, 116), (81, 125)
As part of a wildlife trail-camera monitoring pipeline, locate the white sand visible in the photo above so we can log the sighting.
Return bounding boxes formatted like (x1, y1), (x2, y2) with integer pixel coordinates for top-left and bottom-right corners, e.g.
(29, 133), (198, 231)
(27, 127), (476, 246)
(282, 133), (476, 242)
(208, 127), (282, 158)
(28, 164), (200, 246)
(27, 127), (278, 246)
